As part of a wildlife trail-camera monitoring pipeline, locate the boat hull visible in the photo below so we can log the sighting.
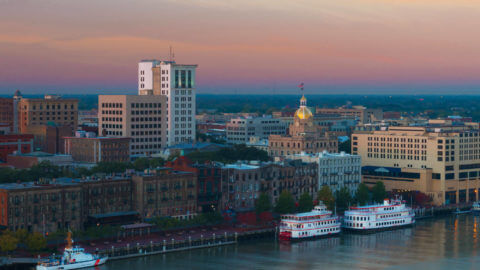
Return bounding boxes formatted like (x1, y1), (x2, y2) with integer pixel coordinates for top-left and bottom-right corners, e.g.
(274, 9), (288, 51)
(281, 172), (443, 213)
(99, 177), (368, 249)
(342, 222), (414, 234)
(279, 231), (341, 241)
(37, 257), (108, 270)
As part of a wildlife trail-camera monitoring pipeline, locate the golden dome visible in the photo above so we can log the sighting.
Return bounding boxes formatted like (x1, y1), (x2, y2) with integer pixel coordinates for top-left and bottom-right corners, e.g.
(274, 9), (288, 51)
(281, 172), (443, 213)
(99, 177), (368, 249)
(295, 106), (313, 120)
(295, 95), (313, 120)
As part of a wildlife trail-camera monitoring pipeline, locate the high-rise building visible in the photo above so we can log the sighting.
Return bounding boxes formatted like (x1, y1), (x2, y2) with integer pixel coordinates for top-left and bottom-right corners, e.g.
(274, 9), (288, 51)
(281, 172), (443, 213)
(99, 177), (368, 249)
(352, 125), (480, 205)
(98, 95), (167, 157)
(138, 60), (197, 146)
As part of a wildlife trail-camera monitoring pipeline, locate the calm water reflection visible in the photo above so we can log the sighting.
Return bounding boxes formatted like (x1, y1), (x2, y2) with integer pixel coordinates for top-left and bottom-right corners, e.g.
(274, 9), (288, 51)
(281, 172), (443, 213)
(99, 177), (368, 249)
(104, 215), (480, 270)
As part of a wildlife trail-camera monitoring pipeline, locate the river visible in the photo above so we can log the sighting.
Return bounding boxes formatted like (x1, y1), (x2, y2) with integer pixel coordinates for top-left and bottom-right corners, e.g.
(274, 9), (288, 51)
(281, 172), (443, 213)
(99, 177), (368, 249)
(105, 215), (480, 270)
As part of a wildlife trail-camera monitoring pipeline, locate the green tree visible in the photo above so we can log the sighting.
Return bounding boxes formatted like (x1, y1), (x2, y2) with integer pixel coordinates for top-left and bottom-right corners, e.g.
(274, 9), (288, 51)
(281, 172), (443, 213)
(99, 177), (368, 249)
(15, 228), (28, 245)
(133, 158), (150, 171)
(355, 183), (370, 205)
(335, 186), (353, 211)
(297, 192), (314, 212)
(274, 191), (296, 214)
(338, 140), (351, 154)
(255, 193), (272, 214)
(372, 181), (387, 203)
(149, 157), (165, 168)
(0, 231), (18, 253)
(26, 232), (47, 252)
(317, 185), (335, 210)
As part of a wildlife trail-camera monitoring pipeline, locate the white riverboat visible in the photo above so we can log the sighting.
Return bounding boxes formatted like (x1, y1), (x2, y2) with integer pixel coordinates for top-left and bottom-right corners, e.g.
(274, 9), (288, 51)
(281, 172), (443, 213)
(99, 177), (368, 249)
(472, 201), (480, 214)
(37, 232), (108, 270)
(279, 202), (341, 241)
(342, 198), (415, 232)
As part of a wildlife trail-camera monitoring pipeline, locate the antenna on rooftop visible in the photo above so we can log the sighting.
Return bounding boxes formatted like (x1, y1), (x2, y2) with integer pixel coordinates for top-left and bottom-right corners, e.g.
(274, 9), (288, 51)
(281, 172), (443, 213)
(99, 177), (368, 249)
(169, 46), (175, 62)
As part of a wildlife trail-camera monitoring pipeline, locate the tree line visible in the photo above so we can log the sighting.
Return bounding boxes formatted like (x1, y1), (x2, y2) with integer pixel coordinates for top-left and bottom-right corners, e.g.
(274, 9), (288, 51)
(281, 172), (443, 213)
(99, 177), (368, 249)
(255, 182), (387, 215)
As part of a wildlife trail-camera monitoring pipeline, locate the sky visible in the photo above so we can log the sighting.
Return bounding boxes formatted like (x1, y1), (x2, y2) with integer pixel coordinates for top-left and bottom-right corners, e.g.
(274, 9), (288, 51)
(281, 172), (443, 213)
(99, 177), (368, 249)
(1, 0), (480, 95)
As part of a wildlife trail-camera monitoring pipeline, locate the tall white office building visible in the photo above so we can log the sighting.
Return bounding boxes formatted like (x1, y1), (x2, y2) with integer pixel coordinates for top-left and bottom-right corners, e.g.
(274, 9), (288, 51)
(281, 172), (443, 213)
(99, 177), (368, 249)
(138, 60), (197, 146)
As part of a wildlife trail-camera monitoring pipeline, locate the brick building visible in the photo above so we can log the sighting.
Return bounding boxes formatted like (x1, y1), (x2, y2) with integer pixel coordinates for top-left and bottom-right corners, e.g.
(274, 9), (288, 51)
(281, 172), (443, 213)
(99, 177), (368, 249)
(132, 168), (197, 220)
(18, 94), (78, 134)
(0, 98), (13, 132)
(64, 134), (130, 163)
(0, 134), (34, 162)
(166, 156), (222, 212)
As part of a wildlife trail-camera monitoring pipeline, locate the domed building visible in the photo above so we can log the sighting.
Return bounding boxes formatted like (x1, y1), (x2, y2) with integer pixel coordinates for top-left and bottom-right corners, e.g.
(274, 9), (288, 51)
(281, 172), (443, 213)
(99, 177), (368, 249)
(268, 95), (338, 157)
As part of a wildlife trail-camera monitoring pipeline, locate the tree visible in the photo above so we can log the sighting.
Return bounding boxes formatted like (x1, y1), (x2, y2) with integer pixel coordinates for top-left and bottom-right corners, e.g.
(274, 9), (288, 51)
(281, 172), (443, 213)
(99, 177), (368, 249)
(15, 228), (28, 245)
(149, 157), (165, 168)
(0, 231), (18, 253)
(338, 140), (351, 154)
(275, 191), (296, 214)
(133, 158), (150, 171)
(26, 232), (47, 252)
(255, 193), (272, 214)
(317, 185), (334, 210)
(372, 181), (387, 203)
(355, 183), (370, 205)
(335, 186), (353, 211)
(298, 192), (314, 212)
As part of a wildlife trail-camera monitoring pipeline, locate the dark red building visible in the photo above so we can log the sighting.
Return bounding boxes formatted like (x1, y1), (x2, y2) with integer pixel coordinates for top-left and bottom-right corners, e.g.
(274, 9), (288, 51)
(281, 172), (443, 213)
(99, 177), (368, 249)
(166, 156), (222, 213)
(0, 134), (34, 162)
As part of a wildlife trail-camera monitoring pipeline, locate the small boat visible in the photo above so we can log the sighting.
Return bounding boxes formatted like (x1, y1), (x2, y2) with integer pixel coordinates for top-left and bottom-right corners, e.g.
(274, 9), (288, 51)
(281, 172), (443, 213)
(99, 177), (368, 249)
(37, 232), (107, 270)
(278, 202), (341, 241)
(342, 197), (415, 232)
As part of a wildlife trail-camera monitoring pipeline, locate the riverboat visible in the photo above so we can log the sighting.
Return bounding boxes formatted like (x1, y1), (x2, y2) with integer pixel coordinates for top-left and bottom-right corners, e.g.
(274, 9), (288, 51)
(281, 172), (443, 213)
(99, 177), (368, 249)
(37, 232), (108, 270)
(342, 198), (415, 232)
(279, 202), (341, 241)
(472, 201), (480, 214)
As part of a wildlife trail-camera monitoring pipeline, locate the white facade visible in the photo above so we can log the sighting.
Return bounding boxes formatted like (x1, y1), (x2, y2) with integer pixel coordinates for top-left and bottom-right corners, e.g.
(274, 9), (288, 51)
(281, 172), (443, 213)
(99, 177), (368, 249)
(226, 116), (287, 144)
(138, 60), (197, 146)
(291, 151), (362, 195)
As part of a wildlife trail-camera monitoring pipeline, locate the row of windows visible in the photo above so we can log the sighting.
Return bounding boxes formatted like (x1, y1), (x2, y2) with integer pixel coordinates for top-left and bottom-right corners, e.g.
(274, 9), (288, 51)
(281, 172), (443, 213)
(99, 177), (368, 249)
(101, 103), (123, 108)
(27, 104), (76, 110)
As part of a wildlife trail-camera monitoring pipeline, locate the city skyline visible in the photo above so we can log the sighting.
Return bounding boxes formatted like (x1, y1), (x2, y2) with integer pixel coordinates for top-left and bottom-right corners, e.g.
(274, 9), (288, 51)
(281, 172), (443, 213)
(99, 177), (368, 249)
(1, 0), (480, 94)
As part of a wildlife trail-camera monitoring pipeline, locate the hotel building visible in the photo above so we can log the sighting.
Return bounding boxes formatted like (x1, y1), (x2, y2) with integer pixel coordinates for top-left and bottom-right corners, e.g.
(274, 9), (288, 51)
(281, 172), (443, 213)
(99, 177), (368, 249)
(352, 123), (480, 205)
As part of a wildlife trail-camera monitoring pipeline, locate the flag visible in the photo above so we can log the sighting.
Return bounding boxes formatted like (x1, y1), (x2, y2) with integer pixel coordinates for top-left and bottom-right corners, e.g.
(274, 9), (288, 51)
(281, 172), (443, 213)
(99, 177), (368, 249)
(297, 82), (304, 89)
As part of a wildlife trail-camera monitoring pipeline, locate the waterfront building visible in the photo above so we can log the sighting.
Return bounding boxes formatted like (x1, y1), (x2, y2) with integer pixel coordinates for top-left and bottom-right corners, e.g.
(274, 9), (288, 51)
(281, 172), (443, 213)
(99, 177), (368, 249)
(221, 163), (261, 211)
(260, 160), (317, 204)
(316, 106), (383, 124)
(0, 178), (84, 233)
(18, 94), (78, 134)
(352, 123), (480, 205)
(290, 151), (361, 196)
(226, 116), (287, 144)
(138, 60), (197, 146)
(0, 176), (133, 233)
(98, 95), (167, 157)
(166, 156), (222, 213)
(269, 95), (338, 157)
(132, 168), (197, 220)
(0, 134), (34, 162)
(64, 132), (131, 163)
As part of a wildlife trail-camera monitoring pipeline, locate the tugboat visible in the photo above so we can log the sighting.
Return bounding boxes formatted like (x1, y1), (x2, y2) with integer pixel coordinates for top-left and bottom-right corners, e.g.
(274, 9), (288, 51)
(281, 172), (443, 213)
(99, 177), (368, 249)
(37, 232), (108, 270)
(342, 197), (415, 232)
(278, 202), (341, 241)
